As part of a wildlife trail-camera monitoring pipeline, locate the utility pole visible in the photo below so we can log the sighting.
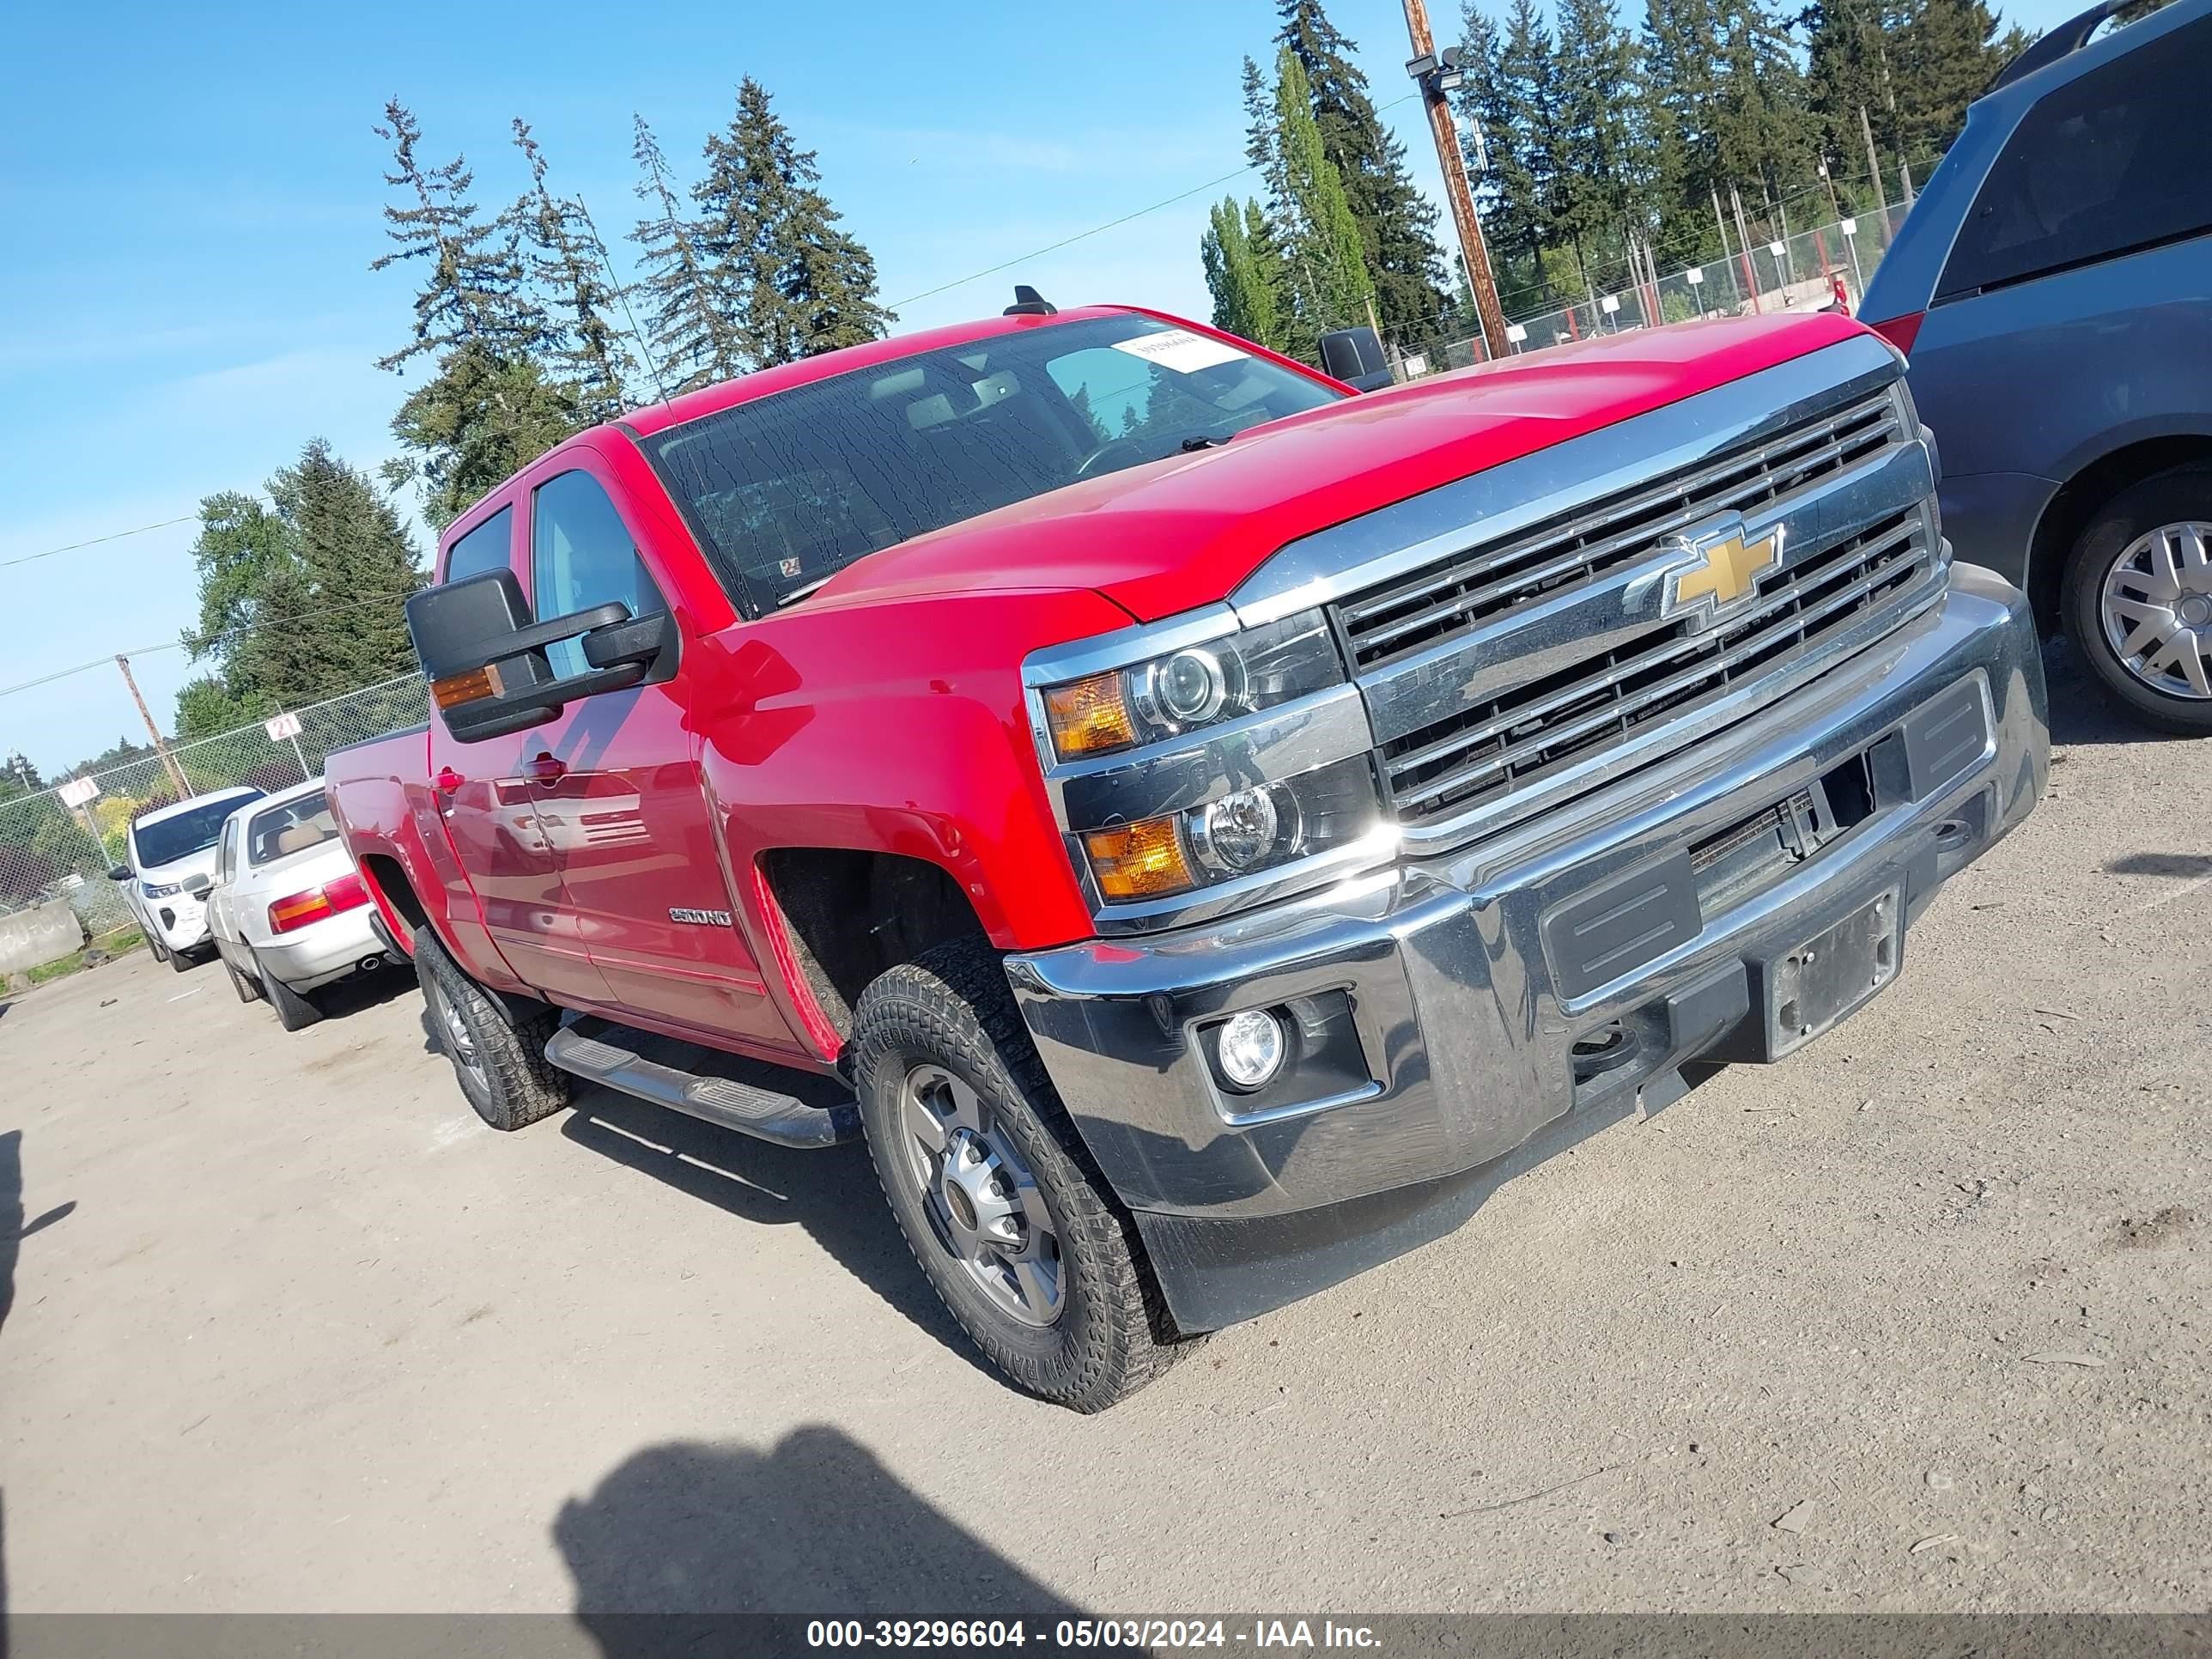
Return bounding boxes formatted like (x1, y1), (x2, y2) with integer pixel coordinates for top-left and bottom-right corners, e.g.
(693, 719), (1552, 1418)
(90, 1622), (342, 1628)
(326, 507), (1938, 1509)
(1860, 106), (1889, 234)
(1401, 0), (1507, 361)
(1730, 184), (1763, 313)
(1712, 185), (1740, 308)
(1818, 158), (1843, 227)
(1898, 152), (1917, 209)
(115, 655), (187, 797)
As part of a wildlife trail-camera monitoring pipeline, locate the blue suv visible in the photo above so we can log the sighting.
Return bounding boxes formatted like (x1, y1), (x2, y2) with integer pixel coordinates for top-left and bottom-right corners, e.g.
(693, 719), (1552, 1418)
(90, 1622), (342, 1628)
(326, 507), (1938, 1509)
(1860, 0), (2212, 732)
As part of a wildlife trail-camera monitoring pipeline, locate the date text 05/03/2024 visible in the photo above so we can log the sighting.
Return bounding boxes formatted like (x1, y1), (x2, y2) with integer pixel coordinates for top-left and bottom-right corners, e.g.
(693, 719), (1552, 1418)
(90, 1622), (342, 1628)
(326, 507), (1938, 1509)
(805, 1619), (1382, 1650)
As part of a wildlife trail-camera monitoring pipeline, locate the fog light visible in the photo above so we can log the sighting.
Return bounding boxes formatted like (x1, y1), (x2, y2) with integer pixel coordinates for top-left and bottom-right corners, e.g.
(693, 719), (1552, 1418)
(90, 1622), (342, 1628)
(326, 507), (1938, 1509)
(1215, 1008), (1286, 1091)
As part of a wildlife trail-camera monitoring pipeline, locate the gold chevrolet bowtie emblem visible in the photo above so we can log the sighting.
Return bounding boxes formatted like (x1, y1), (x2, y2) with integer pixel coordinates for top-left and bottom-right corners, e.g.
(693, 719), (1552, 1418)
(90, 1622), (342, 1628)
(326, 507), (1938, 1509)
(1661, 518), (1785, 626)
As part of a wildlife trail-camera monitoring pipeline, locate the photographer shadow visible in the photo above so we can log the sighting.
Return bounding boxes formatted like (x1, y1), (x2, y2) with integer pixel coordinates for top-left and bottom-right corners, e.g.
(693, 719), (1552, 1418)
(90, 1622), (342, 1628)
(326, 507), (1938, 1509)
(555, 1425), (1084, 1653)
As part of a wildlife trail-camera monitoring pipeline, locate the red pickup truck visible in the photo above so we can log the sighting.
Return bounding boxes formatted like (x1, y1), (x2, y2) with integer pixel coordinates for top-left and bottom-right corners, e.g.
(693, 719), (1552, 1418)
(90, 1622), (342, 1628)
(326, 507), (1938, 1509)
(326, 298), (2049, 1409)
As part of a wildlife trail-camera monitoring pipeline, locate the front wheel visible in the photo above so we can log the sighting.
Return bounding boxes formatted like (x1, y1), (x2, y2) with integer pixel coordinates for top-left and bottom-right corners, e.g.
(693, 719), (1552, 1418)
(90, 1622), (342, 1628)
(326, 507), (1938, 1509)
(413, 929), (568, 1131)
(146, 930), (170, 967)
(852, 939), (1174, 1411)
(2064, 469), (2212, 734)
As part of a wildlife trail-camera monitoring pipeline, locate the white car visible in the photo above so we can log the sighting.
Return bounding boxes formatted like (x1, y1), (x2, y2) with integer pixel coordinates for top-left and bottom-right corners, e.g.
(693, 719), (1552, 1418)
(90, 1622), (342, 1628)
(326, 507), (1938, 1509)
(111, 786), (264, 972)
(200, 779), (387, 1030)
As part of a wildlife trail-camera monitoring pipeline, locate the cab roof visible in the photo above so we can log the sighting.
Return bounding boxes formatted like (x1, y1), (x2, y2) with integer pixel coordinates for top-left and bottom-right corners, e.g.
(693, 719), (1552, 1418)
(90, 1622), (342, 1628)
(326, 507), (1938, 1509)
(617, 305), (1143, 441)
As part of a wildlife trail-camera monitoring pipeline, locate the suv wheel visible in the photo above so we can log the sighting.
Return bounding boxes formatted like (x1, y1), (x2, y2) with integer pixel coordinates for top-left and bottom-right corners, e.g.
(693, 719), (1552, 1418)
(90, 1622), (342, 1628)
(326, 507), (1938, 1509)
(2065, 469), (2212, 733)
(852, 939), (1174, 1411)
(413, 930), (569, 1131)
(146, 931), (169, 967)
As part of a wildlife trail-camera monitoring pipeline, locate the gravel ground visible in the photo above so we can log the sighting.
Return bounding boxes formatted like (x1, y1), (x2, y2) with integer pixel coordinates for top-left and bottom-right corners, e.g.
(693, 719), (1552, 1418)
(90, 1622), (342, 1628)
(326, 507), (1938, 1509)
(2, 662), (2206, 1617)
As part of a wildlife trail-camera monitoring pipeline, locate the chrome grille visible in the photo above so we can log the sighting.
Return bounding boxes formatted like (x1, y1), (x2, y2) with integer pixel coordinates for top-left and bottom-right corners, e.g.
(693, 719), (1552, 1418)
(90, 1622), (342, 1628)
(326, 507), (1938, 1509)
(1336, 382), (1943, 838)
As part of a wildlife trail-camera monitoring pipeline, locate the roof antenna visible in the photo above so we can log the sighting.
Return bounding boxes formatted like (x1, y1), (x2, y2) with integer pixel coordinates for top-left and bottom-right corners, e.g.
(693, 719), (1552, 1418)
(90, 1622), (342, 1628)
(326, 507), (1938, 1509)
(1005, 285), (1057, 317)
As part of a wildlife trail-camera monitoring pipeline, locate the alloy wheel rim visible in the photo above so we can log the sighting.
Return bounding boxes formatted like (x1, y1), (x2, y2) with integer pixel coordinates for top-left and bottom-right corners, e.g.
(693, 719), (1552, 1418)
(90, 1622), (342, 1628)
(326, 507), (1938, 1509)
(2100, 520), (2212, 700)
(899, 1063), (1064, 1328)
(428, 977), (485, 1081)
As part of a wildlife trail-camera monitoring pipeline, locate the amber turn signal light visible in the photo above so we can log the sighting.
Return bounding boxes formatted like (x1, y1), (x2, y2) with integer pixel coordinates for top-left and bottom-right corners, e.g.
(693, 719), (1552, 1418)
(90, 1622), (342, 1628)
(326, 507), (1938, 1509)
(1084, 816), (1194, 900)
(1043, 672), (1136, 759)
(431, 662), (504, 710)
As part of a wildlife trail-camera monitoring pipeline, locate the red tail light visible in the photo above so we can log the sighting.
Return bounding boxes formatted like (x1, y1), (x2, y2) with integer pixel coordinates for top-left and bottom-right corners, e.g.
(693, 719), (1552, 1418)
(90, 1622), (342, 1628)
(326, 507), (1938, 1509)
(270, 872), (371, 934)
(1869, 311), (1924, 356)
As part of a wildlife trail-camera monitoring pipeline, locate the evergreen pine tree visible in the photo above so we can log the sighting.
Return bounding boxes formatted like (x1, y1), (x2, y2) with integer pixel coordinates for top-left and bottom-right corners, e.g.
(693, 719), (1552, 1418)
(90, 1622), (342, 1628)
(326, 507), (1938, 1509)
(1554, 0), (1658, 277)
(1274, 45), (1376, 355)
(371, 101), (545, 371)
(1275, 0), (1452, 343)
(1458, 4), (1549, 305)
(373, 103), (580, 524)
(1893, 0), (2009, 161)
(386, 343), (581, 529)
(630, 114), (743, 392)
(696, 79), (893, 369)
(266, 438), (427, 697)
(507, 119), (635, 422)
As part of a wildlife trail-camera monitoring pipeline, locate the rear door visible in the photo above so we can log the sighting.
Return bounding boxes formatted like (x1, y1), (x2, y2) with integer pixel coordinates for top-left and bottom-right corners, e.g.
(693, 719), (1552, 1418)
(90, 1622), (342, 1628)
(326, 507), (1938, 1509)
(424, 499), (615, 1006)
(208, 814), (246, 967)
(514, 443), (795, 1050)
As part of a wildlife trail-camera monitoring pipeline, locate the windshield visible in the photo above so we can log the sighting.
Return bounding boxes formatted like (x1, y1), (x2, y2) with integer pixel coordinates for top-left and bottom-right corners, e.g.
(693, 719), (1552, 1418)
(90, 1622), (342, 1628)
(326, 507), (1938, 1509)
(132, 793), (260, 869)
(247, 790), (339, 866)
(641, 313), (1341, 614)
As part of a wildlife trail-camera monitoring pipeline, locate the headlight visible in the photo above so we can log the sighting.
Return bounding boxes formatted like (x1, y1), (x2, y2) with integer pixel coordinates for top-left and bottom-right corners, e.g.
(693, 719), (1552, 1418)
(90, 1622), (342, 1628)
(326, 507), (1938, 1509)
(142, 880), (184, 900)
(1041, 611), (1340, 761)
(1080, 757), (1381, 902)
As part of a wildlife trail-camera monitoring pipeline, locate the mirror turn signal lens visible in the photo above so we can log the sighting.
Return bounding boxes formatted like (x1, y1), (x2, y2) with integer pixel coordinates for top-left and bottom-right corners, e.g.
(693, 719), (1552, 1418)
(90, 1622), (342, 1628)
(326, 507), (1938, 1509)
(431, 662), (505, 710)
(1084, 816), (1194, 900)
(1043, 672), (1136, 759)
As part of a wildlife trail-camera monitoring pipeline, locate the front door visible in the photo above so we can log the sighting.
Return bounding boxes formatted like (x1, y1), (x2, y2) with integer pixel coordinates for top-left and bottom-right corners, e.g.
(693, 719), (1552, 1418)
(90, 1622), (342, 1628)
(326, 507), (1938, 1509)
(427, 501), (614, 1006)
(518, 456), (794, 1051)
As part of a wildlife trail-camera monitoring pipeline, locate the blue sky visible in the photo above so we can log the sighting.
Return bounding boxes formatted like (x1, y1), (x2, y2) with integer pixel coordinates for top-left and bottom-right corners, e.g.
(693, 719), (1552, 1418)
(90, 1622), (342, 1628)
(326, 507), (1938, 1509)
(0, 0), (2080, 777)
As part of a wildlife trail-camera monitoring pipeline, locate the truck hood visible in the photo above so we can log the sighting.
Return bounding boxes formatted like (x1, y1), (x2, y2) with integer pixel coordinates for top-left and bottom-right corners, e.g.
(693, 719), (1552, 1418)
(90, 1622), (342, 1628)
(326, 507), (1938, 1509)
(806, 313), (1866, 623)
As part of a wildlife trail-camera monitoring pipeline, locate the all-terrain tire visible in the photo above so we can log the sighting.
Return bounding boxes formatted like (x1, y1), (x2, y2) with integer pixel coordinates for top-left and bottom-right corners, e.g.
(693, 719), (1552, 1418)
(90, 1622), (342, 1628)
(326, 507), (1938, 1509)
(852, 938), (1175, 1412)
(413, 928), (569, 1132)
(2063, 467), (2212, 735)
(259, 957), (324, 1032)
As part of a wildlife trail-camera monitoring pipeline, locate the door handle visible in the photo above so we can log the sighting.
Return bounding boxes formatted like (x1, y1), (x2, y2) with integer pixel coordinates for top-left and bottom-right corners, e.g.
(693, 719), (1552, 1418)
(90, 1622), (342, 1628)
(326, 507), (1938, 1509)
(434, 766), (465, 795)
(525, 753), (568, 785)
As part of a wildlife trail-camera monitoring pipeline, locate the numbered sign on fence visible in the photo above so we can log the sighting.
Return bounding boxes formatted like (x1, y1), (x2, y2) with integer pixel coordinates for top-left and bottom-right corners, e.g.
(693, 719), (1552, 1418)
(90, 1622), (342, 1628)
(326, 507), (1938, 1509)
(58, 776), (99, 808)
(265, 712), (303, 742)
(1686, 268), (1705, 285)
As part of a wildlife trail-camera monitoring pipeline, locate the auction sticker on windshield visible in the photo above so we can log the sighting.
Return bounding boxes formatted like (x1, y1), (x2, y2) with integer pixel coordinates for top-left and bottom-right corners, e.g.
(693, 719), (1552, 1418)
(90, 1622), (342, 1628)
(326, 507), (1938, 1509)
(1110, 328), (1248, 374)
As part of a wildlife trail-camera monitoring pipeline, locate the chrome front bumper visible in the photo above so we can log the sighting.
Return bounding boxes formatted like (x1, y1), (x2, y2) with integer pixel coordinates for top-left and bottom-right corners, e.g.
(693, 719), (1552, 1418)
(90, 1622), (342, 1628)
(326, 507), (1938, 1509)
(1006, 567), (2048, 1329)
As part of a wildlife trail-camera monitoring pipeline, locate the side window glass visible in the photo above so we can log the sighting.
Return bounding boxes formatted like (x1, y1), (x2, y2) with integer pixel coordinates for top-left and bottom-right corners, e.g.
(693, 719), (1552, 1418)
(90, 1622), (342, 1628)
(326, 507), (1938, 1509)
(530, 471), (666, 678)
(443, 506), (515, 585)
(1938, 14), (2212, 298)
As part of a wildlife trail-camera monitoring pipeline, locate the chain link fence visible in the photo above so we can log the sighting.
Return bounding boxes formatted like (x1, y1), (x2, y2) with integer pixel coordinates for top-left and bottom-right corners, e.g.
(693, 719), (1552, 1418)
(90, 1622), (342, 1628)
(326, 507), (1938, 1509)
(0, 674), (428, 949)
(1425, 199), (1907, 372)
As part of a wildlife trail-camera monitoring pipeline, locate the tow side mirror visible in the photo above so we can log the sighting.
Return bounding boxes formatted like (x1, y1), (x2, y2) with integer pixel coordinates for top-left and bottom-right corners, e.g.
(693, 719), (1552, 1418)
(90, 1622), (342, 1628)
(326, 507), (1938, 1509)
(406, 569), (678, 744)
(1318, 326), (1395, 392)
(182, 873), (212, 897)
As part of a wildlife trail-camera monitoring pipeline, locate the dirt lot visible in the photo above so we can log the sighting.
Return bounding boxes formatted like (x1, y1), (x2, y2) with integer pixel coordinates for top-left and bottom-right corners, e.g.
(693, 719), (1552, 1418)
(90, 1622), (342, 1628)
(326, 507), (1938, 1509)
(3, 662), (2207, 1617)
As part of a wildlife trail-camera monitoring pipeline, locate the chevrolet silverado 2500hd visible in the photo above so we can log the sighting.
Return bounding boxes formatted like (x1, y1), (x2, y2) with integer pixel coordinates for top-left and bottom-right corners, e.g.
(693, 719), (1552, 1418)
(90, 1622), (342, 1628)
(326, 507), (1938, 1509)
(325, 301), (2049, 1410)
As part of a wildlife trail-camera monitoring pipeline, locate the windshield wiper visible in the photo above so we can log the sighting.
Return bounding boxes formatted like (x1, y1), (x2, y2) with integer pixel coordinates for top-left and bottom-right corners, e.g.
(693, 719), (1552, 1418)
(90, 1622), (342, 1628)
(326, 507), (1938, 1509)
(775, 574), (839, 608)
(1180, 434), (1230, 453)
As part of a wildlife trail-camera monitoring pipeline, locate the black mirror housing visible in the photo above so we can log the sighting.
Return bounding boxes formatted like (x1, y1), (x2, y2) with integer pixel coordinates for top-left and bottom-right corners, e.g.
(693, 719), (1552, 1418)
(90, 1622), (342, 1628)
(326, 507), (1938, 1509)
(405, 570), (678, 744)
(109, 865), (131, 884)
(1318, 326), (1395, 392)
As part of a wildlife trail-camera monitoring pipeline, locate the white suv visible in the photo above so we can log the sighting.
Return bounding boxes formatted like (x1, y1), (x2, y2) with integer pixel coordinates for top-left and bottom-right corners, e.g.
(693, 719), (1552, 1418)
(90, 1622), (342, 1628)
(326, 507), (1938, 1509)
(111, 787), (264, 972)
